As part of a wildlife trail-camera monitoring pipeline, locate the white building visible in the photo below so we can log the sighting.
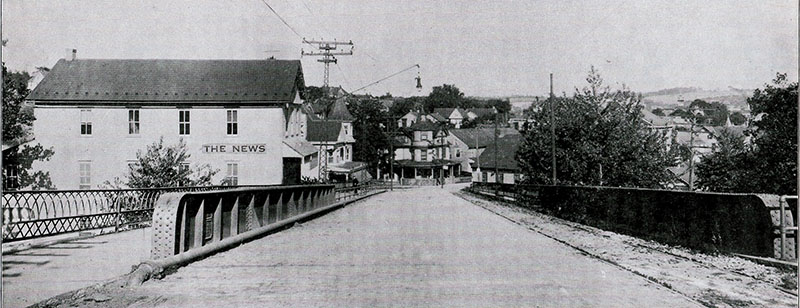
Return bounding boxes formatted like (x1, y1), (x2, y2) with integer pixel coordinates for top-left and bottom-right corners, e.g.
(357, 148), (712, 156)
(305, 97), (370, 182)
(27, 58), (316, 189)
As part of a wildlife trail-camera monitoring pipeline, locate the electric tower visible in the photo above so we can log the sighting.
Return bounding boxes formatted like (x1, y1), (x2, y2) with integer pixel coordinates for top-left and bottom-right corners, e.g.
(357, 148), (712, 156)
(301, 39), (353, 88)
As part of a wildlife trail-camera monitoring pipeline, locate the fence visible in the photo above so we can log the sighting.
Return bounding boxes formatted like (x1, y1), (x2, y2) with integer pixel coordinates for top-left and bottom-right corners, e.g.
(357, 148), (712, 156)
(1, 185), (275, 242)
(469, 182), (796, 260)
(151, 183), (384, 259)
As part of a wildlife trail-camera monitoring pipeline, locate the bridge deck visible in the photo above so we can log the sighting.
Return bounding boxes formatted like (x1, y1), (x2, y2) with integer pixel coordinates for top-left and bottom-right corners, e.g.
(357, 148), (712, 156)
(109, 185), (700, 307)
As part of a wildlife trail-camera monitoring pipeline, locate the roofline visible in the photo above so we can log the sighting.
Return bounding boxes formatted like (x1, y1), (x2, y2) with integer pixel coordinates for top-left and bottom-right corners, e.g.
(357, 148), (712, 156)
(29, 99), (290, 107)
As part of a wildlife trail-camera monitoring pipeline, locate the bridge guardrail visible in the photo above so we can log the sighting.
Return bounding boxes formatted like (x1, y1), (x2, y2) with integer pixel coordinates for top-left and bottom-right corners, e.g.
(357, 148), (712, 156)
(469, 182), (795, 260)
(2, 185), (278, 242)
(151, 183), (385, 260)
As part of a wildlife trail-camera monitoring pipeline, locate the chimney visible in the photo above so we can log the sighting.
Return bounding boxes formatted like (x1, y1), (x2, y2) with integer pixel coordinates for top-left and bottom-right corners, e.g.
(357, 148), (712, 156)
(66, 48), (76, 61)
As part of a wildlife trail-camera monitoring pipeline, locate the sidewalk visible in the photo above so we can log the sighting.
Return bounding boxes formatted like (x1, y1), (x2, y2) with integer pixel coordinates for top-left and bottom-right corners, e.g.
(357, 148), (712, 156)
(2, 228), (151, 308)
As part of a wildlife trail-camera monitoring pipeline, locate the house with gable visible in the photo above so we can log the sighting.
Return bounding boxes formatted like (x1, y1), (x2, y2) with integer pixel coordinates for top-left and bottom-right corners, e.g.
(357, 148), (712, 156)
(447, 127), (520, 176)
(27, 57), (314, 188)
(433, 108), (467, 128)
(391, 118), (460, 184)
(475, 133), (524, 184)
(305, 97), (369, 182)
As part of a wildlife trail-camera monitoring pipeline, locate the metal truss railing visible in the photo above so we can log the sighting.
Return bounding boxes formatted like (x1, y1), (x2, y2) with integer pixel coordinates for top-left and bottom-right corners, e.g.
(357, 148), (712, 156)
(1, 185), (273, 242)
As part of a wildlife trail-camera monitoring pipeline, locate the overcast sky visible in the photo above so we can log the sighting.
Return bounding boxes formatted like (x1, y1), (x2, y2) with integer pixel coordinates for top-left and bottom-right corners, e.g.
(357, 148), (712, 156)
(2, 0), (797, 97)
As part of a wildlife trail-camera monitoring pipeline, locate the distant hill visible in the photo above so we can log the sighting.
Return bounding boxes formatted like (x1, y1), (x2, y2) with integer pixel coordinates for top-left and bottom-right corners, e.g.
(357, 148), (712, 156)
(642, 87), (752, 111)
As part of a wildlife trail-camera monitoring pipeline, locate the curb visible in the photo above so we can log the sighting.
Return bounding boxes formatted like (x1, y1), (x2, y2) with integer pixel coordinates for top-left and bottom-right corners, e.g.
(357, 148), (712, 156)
(2, 228), (115, 255)
(30, 190), (386, 307)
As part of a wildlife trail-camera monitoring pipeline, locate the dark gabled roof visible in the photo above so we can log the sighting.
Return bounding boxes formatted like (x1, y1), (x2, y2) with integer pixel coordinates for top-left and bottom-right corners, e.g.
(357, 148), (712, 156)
(450, 128), (519, 149)
(28, 59), (304, 105)
(478, 134), (523, 171)
(428, 113), (447, 122)
(709, 125), (747, 138)
(408, 120), (442, 132)
(306, 120), (342, 142)
(433, 108), (456, 118)
(326, 97), (354, 121)
(468, 107), (495, 118)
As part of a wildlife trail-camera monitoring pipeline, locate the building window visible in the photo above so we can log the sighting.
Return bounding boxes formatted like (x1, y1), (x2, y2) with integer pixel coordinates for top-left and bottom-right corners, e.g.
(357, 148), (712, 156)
(80, 109), (92, 135)
(225, 162), (238, 186)
(128, 109), (140, 135)
(421, 133), (428, 141)
(227, 110), (238, 135)
(179, 110), (190, 135)
(456, 149), (461, 158)
(421, 149), (428, 161)
(79, 161), (91, 189)
(4, 164), (19, 190)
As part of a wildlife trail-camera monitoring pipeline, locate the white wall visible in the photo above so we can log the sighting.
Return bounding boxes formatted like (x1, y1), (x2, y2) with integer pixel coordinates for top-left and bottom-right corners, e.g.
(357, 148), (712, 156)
(33, 105), (286, 189)
(301, 153), (319, 179)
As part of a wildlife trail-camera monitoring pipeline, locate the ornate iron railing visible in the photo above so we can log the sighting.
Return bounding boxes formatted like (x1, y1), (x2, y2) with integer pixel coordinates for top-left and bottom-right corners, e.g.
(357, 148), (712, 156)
(1, 185), (274, 242)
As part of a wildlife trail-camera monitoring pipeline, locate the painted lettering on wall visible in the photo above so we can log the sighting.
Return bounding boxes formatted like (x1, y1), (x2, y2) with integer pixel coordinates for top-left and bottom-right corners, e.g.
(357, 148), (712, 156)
(202, 144), (267, 154)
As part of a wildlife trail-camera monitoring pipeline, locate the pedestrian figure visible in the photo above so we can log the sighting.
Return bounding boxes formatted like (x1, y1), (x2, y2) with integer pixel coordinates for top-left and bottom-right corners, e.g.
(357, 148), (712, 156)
(435, 176), (441, 187)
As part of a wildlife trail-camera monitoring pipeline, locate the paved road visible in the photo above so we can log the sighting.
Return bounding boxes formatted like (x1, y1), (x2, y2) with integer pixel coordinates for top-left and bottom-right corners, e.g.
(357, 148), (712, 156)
(112, 185), (701, 307)
(2, 228), (151, 308)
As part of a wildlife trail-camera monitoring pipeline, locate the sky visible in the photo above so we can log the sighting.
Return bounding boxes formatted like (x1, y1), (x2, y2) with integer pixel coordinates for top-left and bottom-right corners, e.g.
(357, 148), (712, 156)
(2, 0), (798, 97)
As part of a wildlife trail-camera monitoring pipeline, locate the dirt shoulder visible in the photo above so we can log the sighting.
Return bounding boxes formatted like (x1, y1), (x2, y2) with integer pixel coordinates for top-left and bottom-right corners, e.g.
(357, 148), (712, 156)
(454, 189), (798, 308)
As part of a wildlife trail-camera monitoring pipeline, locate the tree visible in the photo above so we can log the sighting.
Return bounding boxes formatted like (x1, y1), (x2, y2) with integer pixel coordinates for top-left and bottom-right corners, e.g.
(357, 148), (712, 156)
(303, 86), (326, 103)
(126, 137), (217, 188)
(729, 112), (747, 126)
(347, 97), (389, 175)
(460, 113), (496, 129)
(423, 84), (465, 113)
(2, 59), (55, 190)
(516, 66), (672, 188)
(388, 96), (421, 118)
(669, 109), (693, 119)
(695, 73), (797, 194)
(695, 128), (750, 192)
(688, 99), (729, 126)
(744, 73), (797, 194)
(484, 99), (511, 114)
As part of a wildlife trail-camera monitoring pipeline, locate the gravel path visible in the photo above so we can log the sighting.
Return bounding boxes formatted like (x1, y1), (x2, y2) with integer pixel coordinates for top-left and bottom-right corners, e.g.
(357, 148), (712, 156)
(69, 185), (702, 307)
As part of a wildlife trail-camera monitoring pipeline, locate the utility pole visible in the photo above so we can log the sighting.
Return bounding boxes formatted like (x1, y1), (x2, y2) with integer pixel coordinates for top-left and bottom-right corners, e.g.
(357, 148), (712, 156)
(688, 119), (696, 191)
(301, 39), (353, 88)
(475, 130), (481, 182)
(494, 110), (499, 183)
(550, 73), (557, 184)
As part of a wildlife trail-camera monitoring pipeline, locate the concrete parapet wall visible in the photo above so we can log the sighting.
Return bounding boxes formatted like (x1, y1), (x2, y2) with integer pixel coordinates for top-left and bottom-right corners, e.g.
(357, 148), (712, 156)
(472, 183), (795, 259)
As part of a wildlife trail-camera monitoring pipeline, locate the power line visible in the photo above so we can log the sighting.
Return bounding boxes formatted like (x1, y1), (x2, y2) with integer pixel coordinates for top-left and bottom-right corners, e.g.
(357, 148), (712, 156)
(334, 63), (353, 90)
(257, 0), (310, 43)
